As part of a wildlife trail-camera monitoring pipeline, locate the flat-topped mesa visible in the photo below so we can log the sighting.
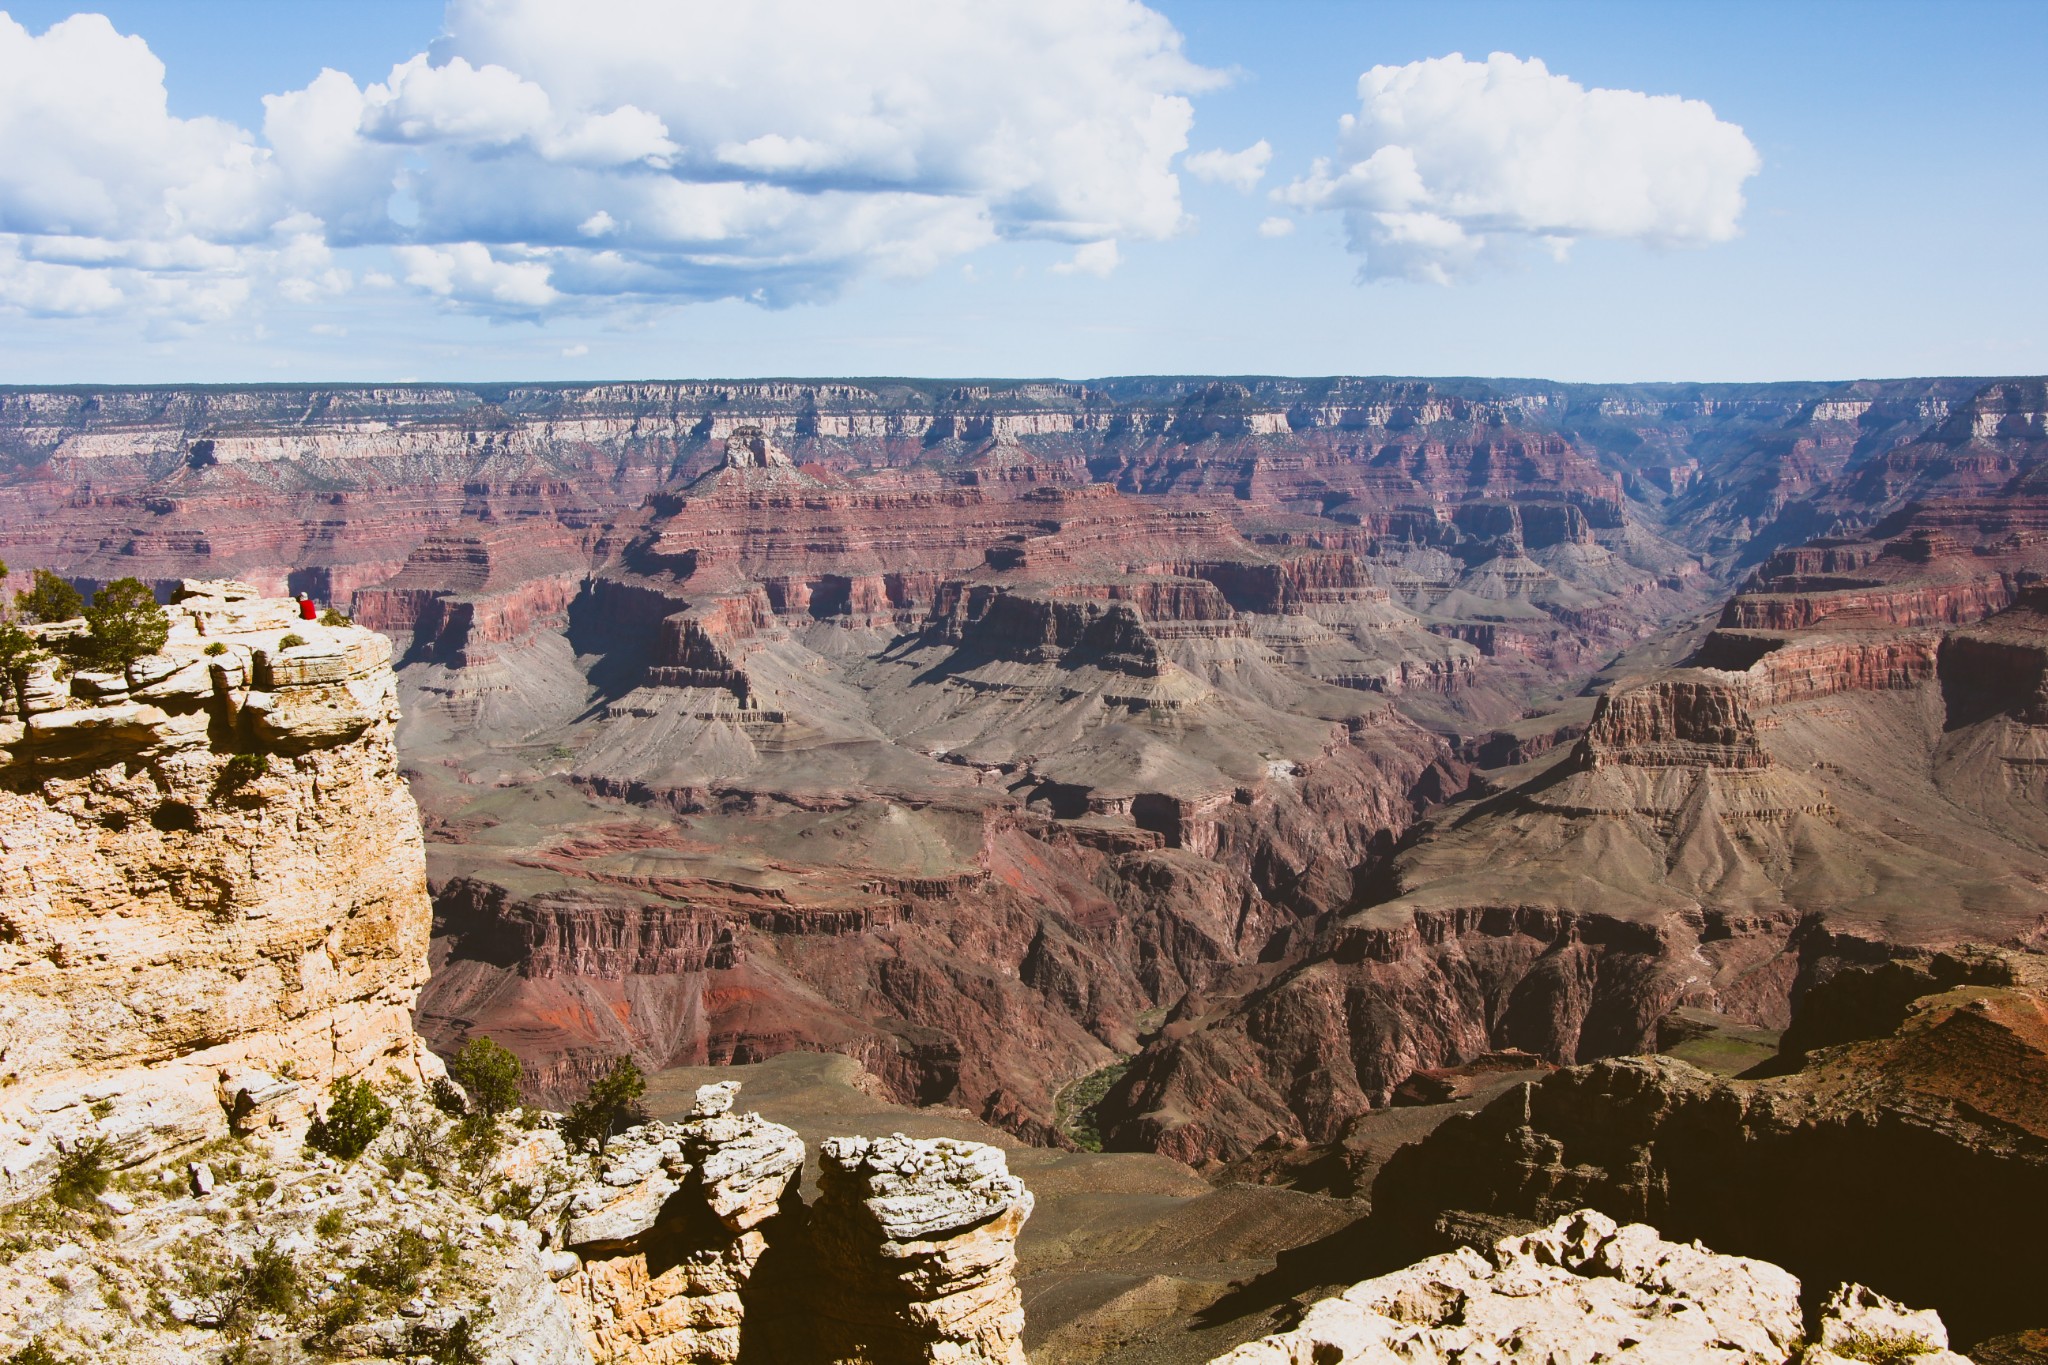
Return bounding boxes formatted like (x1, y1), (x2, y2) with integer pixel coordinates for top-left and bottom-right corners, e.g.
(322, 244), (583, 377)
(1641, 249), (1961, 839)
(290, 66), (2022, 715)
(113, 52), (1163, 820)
(1575, 672), (1770, 771)
(553, 1081), (805, 1365)
(0, 579), (436, 1203)
(810, 1133), (1034, 1365)
(722, 426), (795, 471)
(1210, 1210), (1970, 1365)
(927, 586), (1166, 678)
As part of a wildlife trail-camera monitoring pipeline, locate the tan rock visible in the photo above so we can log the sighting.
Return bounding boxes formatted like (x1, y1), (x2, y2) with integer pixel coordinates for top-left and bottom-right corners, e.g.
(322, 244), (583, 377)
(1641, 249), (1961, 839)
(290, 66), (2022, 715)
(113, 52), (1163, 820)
(1209, 1209), (1804, 1365)
(551, 1090), (803, 1365)
(809, 1134), (1033, 1365)
(1813, 1283), (1972, 1365)
(0, 583), (439, 1203)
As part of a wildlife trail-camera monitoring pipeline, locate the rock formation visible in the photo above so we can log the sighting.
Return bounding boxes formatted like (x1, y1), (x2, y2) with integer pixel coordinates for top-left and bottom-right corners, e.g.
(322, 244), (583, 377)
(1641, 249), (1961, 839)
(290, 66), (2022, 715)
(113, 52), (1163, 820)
(1209, 1209), (1970, 1365)
(551, 1081), (805, 1365)
(1098, 548), (2048, 1164)
(1367, 949), (2048, 1346)
(528, 1083), (1033, 1365)
(809, 1134), (1033, 1365)
(0, 580), (439, 1201)
(4, 371), (2048, 1171)
(0, 1095), (592, 1364)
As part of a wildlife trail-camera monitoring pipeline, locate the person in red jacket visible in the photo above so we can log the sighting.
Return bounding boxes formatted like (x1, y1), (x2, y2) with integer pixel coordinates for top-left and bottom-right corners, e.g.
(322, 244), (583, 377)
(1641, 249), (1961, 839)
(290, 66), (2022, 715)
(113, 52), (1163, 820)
(297, 593), (317, 621)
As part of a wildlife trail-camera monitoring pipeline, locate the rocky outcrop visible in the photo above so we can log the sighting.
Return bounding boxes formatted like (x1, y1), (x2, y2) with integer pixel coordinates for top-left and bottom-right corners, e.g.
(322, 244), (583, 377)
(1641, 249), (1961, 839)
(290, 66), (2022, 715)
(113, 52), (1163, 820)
(1368, 950), (2048, 1346)
(0, 1093), (592, 1365)
(552, 1082), (805, 1365)
(809, 1134), (1033, 1365)
(0, 581), (439, 1202)
(1210, 1210), (1968, 1365)
(1577, 673), (1770, 770)
(526, 1083), (1030, 1365)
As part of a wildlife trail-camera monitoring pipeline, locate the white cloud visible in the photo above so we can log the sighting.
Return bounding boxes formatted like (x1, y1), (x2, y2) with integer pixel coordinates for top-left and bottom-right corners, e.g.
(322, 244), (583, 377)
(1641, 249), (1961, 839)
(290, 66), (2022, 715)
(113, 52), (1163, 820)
(1279, 52), (1760, 283)
(0, 1), (1223, 327)
(0, 13), (290, 319)
(1185, 140), (1271, 193)
(1258, 216), (1295, 238)
(561, 342), (589, 357)
(1051, 240), (1121, 277)
(268, 0), (1220, 315)
(394, 242), (558, 312)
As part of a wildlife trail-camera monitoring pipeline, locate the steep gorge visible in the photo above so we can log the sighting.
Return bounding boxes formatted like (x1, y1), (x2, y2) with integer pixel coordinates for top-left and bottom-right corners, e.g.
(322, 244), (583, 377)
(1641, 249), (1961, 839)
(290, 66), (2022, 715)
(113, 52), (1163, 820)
(4, 373), (2046, 1165)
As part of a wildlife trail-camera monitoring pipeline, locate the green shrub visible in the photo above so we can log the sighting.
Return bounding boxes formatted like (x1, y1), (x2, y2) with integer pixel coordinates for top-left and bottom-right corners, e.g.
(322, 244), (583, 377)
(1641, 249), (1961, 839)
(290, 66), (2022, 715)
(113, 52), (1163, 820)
(244, 1236), (300, 1315)
(314, 1281), (369, 1336)
(3, 1337), (65, 1365)
(0, 623), (47, 708)
(449, 1037), (523, 1118)
(428, 1077), (467, 1118)
(319, 608), (350, 627)
(355, 1226), (435, 1295)
(560, 1056), (646, 1155)
(313, 1207), (345, 1239)
(82, 578), (169, 668)
(1830, 1330), (1939, 1364)
(380, 1098), (455, 1186)
(455, 1111), (502, 1167)
(276, 633), (306, 651)
(218, 753), (269, 791)
(203, 641), (227, 656)
(51, 1138), (110, 1210)
(14, 570), (83, 624)
(409, 1312), (487, 1365)
(307, 1078), (390, 1162)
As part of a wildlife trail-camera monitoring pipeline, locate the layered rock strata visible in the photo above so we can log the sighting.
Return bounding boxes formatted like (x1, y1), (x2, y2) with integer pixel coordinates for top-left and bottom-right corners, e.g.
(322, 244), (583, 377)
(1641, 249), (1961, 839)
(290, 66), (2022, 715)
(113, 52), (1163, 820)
(1209, 1209), (1969, 1365)
(530, 1084), (1032, 1365)
(1098, 578), (2048, 1164)
(0, 581), (439, 1201)
(551, 1081), (805, 1365)
(809, 1133), (1034, 1365)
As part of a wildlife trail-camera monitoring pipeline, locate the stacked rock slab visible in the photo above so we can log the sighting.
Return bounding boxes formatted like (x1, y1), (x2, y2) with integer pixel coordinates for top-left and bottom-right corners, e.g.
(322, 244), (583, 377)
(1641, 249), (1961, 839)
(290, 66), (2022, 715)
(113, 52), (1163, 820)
(808, 1133), (1034, 1365)
(1208, 1210), (1970, 1365)
(552, 1081), (805, 1365)
(534, 1086), (1033, 1365)
(0, 580), (439, 1201)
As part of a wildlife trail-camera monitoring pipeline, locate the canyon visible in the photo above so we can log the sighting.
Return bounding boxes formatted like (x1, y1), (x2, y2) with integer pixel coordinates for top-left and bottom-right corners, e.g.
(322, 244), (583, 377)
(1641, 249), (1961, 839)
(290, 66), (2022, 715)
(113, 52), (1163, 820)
(2, 368), (2047, 1359)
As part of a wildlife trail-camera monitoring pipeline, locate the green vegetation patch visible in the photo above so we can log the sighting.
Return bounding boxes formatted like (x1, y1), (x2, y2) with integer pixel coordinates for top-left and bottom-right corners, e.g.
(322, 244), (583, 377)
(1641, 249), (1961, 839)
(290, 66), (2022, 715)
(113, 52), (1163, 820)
(1054, 1060), (1130, 1152)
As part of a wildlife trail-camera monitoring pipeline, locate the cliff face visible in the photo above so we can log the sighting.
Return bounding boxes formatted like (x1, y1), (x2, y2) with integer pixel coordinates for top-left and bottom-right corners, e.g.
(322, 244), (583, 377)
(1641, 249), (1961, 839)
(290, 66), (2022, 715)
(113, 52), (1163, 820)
(0, 581), (438, 1200)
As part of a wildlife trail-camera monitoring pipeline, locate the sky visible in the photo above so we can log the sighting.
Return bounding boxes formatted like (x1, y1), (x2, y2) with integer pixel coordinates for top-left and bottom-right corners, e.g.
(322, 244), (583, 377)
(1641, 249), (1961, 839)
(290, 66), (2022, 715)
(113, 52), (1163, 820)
(0, 0), (2041, 386)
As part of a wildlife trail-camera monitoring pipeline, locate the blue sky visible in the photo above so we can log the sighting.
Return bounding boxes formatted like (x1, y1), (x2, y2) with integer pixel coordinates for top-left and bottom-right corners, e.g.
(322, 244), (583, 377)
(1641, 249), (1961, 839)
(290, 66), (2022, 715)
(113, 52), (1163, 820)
(0, 0), (2041, 385)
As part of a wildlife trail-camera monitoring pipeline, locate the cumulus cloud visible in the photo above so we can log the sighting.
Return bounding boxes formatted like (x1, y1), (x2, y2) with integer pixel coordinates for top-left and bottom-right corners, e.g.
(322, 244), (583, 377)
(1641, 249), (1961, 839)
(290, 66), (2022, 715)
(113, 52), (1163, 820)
(0, 12), (312, 319)
(266, 0), (1220, 314)
(1279, 52), (1760, 283)
(1051, 240), (1121, 277)
(1185, 140), (1271, 193)
(0, 0), (1221, 326)
(1257, 216), (1295, 238)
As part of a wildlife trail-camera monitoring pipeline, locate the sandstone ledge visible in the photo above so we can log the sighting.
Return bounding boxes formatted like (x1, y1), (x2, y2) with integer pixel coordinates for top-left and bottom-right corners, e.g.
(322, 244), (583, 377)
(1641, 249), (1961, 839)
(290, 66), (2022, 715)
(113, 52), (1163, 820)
(0, 580), (437, 1203)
